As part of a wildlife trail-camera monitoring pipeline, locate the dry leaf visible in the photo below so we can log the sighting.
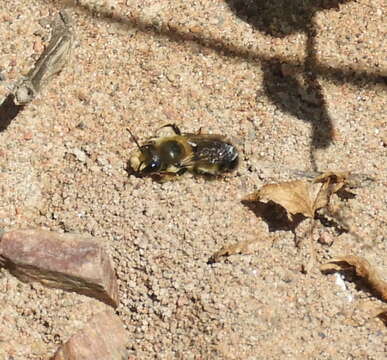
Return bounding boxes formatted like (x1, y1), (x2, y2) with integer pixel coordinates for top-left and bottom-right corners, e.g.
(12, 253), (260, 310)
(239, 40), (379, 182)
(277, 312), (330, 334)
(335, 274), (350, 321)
(209, 239), (259, 263)
(320, 255), (387, 302)
(313, 171), (349, 193)
(362, 303), (387, 326)
(376, 309), (387, 326)
(343, 302), (387, 327)
(244, 172), (347, 220)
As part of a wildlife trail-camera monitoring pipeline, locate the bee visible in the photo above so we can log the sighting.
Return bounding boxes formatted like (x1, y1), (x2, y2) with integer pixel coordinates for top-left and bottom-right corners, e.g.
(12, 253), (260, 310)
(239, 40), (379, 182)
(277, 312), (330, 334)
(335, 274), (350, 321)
(128, 124), (239, 179)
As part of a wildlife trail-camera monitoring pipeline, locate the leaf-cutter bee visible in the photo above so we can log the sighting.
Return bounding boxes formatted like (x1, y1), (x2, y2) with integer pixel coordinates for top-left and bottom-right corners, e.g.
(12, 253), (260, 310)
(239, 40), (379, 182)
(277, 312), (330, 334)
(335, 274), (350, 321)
(128, 124), (239, 179)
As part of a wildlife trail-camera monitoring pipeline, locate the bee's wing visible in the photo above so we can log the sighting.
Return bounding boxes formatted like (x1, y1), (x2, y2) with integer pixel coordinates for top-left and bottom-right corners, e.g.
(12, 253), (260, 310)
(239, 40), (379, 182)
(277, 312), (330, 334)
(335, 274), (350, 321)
(177, 151), (196, 167)
(179, 134), (232, 167)
(183, 133), (228, 143)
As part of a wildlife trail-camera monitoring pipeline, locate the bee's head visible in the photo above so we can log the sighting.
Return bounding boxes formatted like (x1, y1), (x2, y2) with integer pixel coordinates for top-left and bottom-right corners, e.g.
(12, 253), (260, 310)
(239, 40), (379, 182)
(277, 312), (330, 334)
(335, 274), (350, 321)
(127, 129), (162, 174)
(138, 144), (162, 173)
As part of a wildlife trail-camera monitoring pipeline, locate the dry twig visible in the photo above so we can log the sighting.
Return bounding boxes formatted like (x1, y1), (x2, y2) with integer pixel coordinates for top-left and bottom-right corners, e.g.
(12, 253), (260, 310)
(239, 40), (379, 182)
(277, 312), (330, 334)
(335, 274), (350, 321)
(13, 11), (73, 105)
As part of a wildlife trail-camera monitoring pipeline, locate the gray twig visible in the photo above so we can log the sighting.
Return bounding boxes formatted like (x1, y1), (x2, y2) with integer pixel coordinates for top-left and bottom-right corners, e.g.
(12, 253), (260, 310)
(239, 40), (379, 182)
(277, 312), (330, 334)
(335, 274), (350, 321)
(13, 10), (73, 105)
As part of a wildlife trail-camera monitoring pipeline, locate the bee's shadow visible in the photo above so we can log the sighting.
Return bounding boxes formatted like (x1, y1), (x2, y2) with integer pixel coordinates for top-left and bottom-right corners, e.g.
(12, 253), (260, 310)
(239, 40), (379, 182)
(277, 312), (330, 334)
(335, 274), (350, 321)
(125, 161), (155, 180)
(124, 161), (185, 182)
(125, 161), (137, 177)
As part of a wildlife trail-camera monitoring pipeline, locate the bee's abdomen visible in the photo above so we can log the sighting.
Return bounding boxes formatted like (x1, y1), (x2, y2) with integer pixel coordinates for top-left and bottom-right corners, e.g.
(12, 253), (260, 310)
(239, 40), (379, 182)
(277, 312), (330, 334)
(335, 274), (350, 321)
(193, 141), (239, 173)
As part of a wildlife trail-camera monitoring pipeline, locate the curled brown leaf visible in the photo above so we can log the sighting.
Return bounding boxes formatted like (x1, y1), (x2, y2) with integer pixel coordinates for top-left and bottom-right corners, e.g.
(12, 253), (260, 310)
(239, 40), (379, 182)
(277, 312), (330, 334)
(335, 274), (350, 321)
(313, 171), (349, 193)
(209, 239), (259, 263)
(244, 171), (349, 220)
(320, 255), (387, 302)
(376, 309), (387, 326)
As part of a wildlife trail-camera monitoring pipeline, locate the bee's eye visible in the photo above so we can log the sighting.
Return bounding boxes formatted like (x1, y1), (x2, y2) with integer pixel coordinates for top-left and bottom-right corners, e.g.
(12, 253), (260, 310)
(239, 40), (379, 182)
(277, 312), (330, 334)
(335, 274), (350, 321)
(142, 158), (161, 173)
(138, 145), (162, 173)
(150, 160), (161, 170)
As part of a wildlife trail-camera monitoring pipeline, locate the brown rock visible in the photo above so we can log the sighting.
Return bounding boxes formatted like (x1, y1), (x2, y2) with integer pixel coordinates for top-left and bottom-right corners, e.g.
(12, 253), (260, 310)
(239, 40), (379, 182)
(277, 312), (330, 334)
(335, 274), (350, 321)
(0, 229), (119, 307)
(51, 309), (128, 360)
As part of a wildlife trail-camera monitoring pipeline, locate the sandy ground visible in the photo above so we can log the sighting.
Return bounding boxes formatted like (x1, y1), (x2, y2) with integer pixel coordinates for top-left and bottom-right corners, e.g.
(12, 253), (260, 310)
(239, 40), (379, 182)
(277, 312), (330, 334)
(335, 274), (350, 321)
(0, 0), (386, 359)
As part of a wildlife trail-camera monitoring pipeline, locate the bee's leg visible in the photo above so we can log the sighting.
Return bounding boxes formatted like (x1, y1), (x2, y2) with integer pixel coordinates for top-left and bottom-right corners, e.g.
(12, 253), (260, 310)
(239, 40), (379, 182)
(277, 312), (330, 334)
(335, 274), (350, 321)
(157, 123), (182, 135)
(197, 127), (203, 135)
(152, 169), (186, 182)
(176, 168), (187, 176)
(157, 168), (186, 177)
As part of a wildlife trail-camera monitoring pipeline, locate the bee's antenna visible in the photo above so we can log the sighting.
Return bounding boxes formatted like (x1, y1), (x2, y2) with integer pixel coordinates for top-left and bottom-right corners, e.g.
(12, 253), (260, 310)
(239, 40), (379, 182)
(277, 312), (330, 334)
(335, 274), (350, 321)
(126, 128), (143, 151)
